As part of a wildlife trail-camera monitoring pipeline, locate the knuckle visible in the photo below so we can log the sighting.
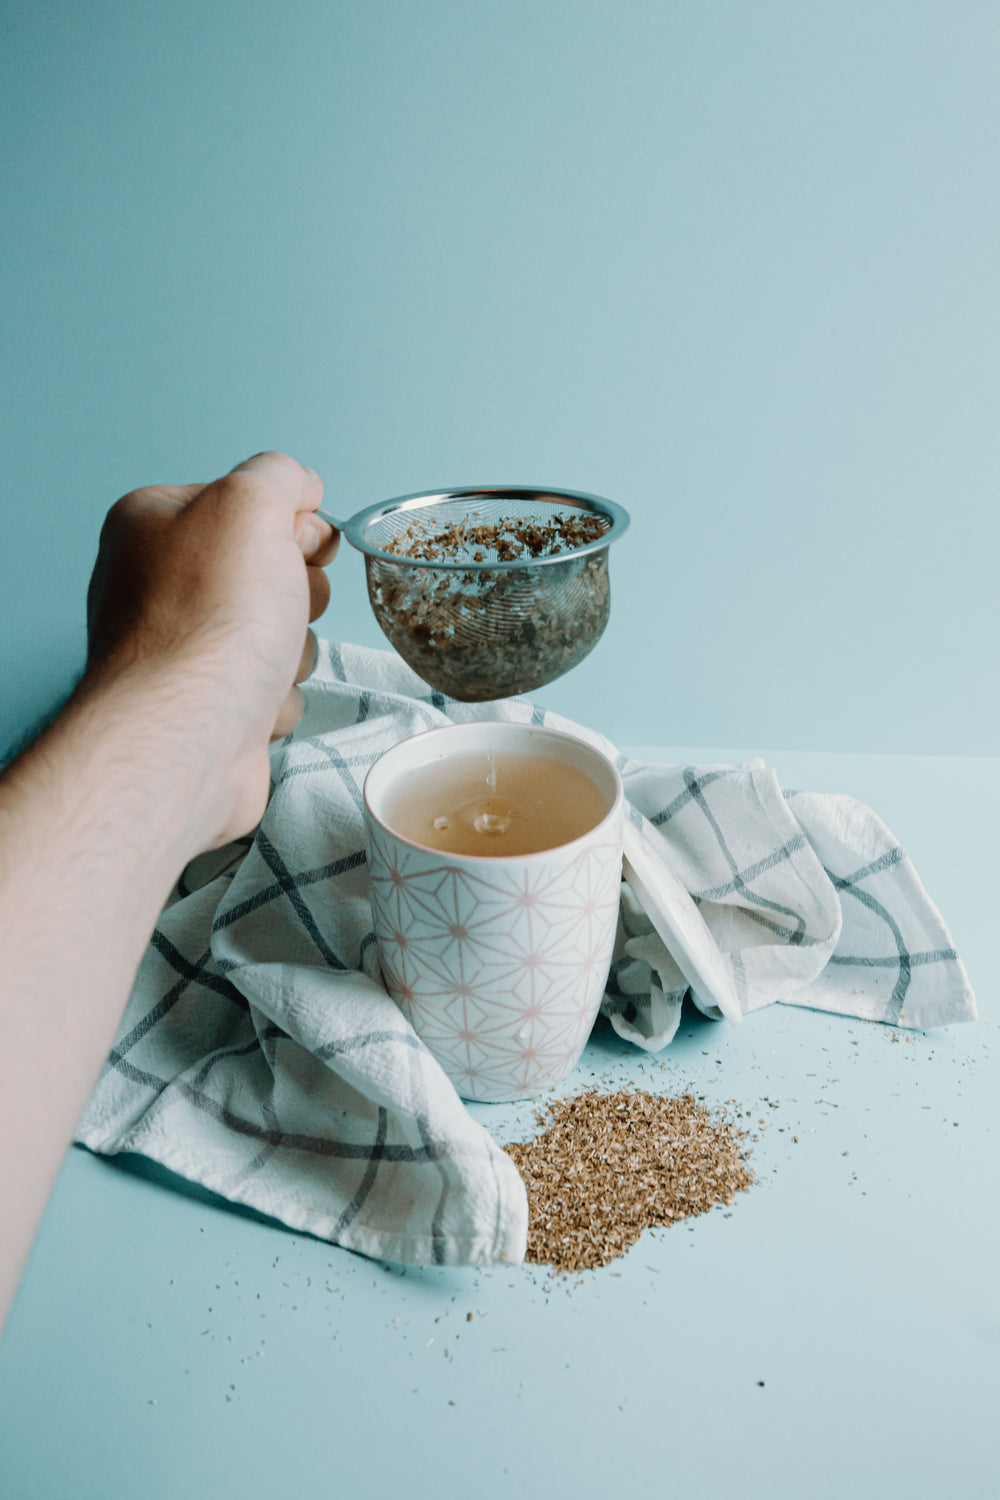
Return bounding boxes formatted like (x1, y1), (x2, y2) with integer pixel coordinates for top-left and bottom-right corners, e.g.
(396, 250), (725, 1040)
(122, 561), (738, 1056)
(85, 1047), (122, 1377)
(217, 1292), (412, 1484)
(107, 488), (151, 522)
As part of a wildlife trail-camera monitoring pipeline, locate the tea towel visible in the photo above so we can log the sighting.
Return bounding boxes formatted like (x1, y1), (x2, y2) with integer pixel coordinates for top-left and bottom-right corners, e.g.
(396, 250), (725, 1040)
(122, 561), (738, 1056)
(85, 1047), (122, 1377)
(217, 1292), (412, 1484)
(76, 640), (976, 1267)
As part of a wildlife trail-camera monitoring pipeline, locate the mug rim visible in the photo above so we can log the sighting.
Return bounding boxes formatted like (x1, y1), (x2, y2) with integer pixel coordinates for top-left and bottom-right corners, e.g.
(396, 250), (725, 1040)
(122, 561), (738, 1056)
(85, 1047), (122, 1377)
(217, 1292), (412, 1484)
(362, 720), (624, 864)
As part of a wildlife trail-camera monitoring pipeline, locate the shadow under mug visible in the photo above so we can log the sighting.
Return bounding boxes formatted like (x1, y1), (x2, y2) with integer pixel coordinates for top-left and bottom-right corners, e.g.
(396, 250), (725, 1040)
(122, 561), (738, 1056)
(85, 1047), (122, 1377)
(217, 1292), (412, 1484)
(363, 722), (624, 1103)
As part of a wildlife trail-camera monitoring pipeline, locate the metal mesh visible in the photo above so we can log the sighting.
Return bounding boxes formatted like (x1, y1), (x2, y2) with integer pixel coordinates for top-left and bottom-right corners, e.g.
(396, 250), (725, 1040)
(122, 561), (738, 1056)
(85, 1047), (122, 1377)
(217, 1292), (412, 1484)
(341, 487), (628, 701)
(366, 550), (610, 701)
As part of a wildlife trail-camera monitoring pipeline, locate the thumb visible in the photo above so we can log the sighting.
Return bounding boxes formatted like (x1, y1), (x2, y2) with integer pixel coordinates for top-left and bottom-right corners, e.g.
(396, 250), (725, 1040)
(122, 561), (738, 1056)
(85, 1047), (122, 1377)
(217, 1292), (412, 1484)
(296, 511), (340, 565)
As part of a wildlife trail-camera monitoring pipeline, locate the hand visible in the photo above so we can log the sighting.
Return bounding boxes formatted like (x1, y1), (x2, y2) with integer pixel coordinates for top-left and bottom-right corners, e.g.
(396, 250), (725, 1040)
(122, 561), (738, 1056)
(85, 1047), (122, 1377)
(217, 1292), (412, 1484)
(84, 451), (339, 844)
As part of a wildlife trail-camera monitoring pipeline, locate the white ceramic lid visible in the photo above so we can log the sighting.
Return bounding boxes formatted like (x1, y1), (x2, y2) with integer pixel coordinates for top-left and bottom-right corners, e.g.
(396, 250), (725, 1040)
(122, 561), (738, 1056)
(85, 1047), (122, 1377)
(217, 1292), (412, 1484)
(621, 820), (742, 1025)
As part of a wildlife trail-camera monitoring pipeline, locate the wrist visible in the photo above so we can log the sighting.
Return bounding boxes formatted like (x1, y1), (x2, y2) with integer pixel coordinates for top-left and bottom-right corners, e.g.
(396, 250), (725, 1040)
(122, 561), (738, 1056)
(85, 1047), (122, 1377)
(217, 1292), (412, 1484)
(67, 659), (258, 868)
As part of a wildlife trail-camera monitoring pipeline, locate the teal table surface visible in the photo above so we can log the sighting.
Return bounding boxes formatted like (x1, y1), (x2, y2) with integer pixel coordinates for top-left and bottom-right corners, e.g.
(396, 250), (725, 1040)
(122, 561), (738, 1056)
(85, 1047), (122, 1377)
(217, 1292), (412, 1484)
(1, 746), (996, 1500)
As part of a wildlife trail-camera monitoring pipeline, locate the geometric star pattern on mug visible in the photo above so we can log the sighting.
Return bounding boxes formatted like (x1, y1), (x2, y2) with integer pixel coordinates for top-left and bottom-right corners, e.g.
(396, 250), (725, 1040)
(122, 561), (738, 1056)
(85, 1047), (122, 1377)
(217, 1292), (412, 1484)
(367, 821), (622, 1101)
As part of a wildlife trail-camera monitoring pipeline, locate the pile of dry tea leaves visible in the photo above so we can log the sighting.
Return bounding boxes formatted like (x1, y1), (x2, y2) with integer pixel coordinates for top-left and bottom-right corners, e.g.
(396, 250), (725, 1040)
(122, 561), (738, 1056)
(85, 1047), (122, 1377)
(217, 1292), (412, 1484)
(366, 550), (609, 700)
(367, 508), (613, 699)
(382, 511), (609, 563)
(504, 1088), (756, 1273)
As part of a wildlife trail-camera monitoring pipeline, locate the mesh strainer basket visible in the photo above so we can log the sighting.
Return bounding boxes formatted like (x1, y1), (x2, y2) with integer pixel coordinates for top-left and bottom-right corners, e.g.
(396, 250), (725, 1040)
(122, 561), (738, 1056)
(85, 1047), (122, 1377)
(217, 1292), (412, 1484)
(331, 486), (630, 701)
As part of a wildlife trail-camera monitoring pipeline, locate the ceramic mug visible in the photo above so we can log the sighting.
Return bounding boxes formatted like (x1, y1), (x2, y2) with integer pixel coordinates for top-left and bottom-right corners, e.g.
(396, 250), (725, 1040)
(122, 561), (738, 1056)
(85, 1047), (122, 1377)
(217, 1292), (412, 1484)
(363, 722), (624, 1102)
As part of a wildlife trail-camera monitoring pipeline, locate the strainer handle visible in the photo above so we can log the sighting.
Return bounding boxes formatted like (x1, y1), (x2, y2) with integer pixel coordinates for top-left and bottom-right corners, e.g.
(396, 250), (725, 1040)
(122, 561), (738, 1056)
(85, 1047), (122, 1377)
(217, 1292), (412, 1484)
(317, 508), (346, 531)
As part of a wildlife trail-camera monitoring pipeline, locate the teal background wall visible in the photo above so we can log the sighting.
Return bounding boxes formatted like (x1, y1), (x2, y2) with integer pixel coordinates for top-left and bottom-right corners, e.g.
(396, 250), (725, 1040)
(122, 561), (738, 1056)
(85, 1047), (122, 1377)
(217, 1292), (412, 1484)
(2, 0), (997, 755)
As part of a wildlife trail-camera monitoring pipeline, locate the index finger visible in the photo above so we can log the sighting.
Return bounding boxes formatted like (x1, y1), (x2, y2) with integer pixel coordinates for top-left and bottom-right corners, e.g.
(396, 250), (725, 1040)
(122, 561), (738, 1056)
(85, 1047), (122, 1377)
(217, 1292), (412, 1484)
(227, 451), (323, 513)
(227, 452), (334, 559)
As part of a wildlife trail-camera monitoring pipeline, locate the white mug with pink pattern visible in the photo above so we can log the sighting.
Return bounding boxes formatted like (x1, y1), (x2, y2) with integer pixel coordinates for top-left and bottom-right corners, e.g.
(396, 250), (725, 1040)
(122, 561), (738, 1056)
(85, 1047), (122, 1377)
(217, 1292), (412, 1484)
(363, 722), (624, 1103)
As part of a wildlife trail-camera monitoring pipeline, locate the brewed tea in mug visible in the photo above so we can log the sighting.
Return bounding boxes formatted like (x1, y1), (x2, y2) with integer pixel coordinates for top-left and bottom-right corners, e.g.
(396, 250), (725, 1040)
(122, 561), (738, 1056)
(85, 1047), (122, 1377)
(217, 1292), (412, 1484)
(381, 750), (608, 857)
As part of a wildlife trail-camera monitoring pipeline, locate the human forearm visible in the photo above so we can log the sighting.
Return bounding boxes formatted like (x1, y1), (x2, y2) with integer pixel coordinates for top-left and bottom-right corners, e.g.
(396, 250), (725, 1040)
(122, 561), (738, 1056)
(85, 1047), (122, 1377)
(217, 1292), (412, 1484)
(0, 666), (240, 1322)
(0, 451), (336, 1331)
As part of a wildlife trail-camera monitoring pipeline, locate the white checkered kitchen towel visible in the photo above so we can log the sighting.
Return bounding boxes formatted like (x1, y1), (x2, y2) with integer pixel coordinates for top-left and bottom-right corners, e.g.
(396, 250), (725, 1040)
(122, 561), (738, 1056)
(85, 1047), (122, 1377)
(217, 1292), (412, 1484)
(76, 640), (976, 1267)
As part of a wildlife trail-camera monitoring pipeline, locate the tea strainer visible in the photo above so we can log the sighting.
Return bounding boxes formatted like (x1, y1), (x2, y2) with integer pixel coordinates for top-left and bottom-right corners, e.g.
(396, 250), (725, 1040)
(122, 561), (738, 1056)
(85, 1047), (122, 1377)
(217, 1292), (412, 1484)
(320, 486), (630, 702)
